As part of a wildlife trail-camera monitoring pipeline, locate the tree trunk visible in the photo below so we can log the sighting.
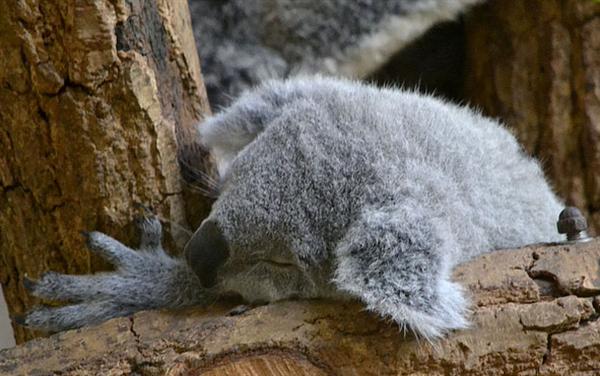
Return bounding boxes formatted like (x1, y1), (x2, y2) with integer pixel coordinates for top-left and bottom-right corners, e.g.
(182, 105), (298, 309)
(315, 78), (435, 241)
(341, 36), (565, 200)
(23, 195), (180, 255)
(464, 0), (600, 234)
(1, 239), (599, 375)
(0, 0), (211, 344)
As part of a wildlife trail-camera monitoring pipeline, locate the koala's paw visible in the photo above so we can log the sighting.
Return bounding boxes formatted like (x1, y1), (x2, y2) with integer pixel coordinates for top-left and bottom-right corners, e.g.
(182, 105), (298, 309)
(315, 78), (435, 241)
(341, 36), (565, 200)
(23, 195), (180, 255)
(18, 215), (210, 332)
(393, 278), (470, 341)
(334, 205), (471, 341)
(341, 272), (470, 341)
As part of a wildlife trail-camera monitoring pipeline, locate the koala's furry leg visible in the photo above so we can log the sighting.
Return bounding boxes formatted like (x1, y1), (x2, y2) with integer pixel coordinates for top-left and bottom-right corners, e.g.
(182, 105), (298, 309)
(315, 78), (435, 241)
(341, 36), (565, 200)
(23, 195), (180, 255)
(20, 215), (214, 332)
(334, 202), (469, 340)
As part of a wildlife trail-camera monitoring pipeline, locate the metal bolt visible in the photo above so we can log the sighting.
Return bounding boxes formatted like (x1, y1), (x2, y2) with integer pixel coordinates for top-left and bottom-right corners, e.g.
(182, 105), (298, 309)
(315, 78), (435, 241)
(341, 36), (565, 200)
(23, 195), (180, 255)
(557, 206), (591, 243)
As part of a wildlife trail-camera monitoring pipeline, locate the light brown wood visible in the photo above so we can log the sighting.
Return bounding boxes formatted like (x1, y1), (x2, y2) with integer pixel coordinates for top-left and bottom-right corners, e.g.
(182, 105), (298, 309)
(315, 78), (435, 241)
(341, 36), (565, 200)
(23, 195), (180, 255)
(1, 240), (599, 375)
(0, 0), (211, 343)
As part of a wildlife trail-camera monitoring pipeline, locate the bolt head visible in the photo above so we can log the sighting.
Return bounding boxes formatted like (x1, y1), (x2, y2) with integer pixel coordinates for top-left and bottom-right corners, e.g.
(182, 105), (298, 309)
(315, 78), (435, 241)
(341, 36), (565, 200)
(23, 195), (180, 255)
(557, 206), (588, 234)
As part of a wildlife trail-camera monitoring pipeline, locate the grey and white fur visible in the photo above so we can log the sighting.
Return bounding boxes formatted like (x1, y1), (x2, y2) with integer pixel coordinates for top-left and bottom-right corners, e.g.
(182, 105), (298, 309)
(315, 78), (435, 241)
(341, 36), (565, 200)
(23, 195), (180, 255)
(21, 77), (563, 340)
(189, 0), (482, 108)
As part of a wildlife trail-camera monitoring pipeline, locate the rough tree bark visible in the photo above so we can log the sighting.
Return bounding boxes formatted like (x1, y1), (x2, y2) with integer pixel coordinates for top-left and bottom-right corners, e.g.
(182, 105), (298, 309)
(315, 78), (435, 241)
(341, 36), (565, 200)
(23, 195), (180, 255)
(0, 0), (211, 343)
(1, 239), (599, 375)
(464, 0), (600, 234)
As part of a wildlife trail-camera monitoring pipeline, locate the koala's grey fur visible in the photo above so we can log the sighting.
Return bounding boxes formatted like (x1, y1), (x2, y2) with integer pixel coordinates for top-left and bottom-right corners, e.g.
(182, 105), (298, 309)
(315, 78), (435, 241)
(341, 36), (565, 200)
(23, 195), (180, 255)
(189, 0), (482, 107)
(22, 77), (563, 340)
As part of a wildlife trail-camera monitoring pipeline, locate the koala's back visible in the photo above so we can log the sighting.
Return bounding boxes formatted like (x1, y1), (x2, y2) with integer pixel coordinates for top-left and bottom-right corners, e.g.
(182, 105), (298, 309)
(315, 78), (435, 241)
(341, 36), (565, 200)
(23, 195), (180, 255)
(203, 77), (563, 264)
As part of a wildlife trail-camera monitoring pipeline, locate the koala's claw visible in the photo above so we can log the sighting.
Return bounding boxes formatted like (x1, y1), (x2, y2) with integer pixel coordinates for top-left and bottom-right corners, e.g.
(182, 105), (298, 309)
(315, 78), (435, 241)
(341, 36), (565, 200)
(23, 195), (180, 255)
(23, 276), (36, 292)
(12, 314), (26, 326)
(227, 304), (253, 316)
(134, 214), (162, 250)
(133, 202), (154, 214)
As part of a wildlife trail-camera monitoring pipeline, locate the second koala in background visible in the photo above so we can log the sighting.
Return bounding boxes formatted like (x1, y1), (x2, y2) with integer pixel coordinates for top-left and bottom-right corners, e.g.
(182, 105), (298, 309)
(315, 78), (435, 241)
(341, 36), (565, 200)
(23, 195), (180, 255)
(188, 0), (482, 107)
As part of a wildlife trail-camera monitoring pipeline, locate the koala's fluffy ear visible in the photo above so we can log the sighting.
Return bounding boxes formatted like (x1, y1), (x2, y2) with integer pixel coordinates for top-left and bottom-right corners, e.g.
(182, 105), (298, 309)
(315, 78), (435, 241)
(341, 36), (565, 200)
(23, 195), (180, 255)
(184, 220), (230, 288)
(333, 203), (469, 340)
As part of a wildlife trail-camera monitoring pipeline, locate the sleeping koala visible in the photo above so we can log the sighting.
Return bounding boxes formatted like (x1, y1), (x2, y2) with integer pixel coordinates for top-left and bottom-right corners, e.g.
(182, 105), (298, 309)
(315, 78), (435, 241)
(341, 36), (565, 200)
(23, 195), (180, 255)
(20, 77), (563, 340)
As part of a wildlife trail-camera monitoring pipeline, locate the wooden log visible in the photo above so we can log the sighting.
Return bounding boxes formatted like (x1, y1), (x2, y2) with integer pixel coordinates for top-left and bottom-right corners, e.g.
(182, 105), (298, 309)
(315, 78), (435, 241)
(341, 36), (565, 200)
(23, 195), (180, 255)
(2, 240), (599, 375)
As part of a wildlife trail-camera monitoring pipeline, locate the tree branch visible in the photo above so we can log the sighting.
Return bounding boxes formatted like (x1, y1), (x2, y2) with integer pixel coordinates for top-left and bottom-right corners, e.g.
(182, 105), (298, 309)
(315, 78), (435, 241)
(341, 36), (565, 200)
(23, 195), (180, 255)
(2, 240), (599, 375)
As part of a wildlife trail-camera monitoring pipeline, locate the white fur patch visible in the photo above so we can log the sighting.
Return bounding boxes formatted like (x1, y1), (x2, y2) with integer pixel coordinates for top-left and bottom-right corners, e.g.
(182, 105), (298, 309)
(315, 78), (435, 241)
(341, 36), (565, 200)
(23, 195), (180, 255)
(316, 0), (482, 78)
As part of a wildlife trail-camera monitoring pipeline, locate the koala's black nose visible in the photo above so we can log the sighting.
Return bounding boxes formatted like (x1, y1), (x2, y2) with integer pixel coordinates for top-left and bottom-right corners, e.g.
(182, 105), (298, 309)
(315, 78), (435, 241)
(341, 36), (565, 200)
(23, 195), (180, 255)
(184, 219), (230, 288)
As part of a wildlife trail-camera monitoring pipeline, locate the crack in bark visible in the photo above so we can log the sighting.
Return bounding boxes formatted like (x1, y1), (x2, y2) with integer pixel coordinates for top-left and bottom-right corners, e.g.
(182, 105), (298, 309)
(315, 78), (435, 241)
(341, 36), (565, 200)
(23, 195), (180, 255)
(157, 190), (184, 206)
(525, 250), (569, 298)
(128, 316), (142, 356)
(541, 332), (553, 369)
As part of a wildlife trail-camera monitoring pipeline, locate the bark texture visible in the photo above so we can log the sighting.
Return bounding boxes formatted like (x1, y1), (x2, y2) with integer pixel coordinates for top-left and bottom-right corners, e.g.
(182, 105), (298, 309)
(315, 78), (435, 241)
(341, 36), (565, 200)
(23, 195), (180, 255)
(0, 0), (210, 343)
(464, 0), (600, 234)
(1, 239), (599, 375)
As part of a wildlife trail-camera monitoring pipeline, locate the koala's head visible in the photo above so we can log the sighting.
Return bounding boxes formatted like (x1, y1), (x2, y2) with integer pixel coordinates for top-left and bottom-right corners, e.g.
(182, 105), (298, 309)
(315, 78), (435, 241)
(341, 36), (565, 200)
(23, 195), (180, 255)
(182, 78), (357, 302)
(183, 140), (333, 303)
